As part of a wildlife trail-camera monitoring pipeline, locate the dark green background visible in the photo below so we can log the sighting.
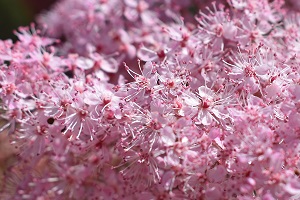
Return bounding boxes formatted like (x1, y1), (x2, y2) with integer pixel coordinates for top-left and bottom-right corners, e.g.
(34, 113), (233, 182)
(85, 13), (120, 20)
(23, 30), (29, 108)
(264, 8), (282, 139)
(0, 0), (55, 40)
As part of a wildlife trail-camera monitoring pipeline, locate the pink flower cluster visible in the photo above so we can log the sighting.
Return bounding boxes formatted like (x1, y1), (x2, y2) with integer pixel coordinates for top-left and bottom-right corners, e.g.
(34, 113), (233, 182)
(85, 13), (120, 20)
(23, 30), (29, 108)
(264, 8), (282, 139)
(1, 0), (300, 199)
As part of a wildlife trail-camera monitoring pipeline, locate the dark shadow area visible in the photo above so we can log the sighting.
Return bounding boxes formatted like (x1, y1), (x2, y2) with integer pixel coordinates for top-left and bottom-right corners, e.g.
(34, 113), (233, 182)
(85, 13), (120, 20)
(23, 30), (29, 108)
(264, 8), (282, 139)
(0, 0), (56, 40)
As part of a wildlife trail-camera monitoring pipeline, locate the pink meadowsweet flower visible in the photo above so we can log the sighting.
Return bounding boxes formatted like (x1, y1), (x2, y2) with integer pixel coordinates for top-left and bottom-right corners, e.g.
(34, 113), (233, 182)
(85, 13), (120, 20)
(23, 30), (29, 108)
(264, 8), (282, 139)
(2, 0), (300, 199)
(196, 2), (238, 52)
(183, 85), (233, 126)
(0, 40), (13, 61)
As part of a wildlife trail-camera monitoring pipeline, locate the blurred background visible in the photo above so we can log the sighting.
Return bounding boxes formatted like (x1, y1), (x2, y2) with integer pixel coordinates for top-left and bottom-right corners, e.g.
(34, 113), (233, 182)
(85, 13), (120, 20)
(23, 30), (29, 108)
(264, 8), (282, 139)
(1, 0), (299, 41)
(0, 0), (56, 40)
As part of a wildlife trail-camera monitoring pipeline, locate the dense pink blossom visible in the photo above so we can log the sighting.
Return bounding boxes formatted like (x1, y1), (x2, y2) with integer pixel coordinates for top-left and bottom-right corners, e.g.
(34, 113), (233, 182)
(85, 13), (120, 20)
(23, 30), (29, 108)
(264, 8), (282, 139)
(1, 0), (300, 199)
